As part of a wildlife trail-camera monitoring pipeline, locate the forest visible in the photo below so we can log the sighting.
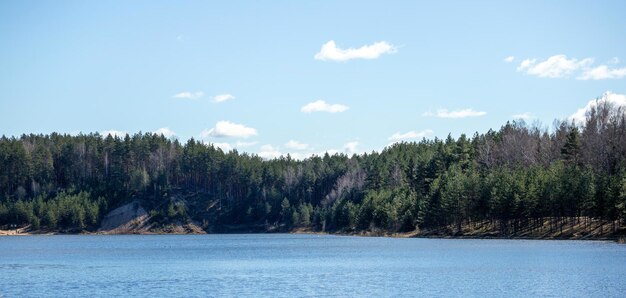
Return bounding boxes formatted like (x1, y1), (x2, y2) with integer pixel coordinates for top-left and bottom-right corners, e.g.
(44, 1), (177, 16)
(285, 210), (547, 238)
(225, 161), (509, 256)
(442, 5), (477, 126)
(1, 101), (625, 237)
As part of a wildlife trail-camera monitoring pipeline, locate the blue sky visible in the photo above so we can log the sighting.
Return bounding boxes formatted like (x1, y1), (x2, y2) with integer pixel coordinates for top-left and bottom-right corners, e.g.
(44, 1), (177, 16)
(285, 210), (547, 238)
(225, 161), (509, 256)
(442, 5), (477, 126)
(1, 1), (626, 158)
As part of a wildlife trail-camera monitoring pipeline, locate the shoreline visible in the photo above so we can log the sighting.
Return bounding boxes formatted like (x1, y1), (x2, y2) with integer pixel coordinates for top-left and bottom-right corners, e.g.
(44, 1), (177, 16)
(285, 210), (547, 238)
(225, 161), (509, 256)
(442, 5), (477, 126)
(3, 217), (625, 242)
(2, 228), (624, 243)
(291, 229), (625, 242)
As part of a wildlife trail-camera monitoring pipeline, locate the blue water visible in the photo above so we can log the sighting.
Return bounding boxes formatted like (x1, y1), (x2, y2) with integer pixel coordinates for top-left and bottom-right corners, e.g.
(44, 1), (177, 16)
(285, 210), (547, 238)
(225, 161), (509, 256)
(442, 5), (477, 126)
(1, 234), (625, 297)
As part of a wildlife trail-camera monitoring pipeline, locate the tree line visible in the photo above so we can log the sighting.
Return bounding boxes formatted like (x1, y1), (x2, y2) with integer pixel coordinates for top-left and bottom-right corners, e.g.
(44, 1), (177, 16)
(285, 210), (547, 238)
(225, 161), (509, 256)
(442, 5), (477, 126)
(1, 100), (625, 235)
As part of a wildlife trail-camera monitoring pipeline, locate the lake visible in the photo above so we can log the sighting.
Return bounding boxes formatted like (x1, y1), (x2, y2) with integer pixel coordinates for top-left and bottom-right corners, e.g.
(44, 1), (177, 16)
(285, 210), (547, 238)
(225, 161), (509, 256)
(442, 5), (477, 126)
(1, 234), (625, 297)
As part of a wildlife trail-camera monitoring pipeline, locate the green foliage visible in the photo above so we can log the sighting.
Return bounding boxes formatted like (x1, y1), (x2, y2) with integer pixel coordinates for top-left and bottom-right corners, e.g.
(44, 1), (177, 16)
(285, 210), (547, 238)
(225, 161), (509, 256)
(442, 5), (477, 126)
(0, 191), (100, 230)
(1, 103), (626, 234)
(617, 174), (626, 222)
(298, 203), (312, 227)
(280, 198), (291, 224)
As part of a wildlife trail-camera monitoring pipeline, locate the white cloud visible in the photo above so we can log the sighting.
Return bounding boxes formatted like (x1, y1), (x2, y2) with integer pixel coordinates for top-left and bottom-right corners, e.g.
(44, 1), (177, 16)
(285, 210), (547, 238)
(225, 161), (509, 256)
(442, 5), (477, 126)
(285, 140), (309, 150)
(173, 91), (204, 100)
(515, 55), (626, 80)
(212, 93), (235, 103)
(256, 144), (320, 160)
(324, 149), (340, 156)
(517, 58), (536, 71)
(153, 127), (176, 138)
(258, 144), (282, 160)
(301, 100), (349, 113)
(212, 142), (233, 152)
(290, 152), (317, 160)
(424, 108), (487, 119)
(343, 141), (359, 155)
(201, 121), (258, 138)
(517, 55), (593, 78)
(254, 141), (317, 160)
(512, 112), (532, 120)
(388, 129), (433, 142)
(100, 130), (127, 138)
(209, 141), (257, 152)
(314, 40), (397, 62)
(235, 141), (258, 147)
(504, 56), (515, 63)
(578, 65), (626, 80)
(570, 91), (626, 123)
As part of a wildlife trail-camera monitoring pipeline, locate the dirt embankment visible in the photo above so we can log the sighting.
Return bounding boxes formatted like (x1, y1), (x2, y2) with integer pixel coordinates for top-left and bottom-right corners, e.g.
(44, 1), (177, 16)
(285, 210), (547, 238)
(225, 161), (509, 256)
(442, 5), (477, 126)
(0, 200), (205, 236)
(98, 200), (151, 234)
(98, 200), (205, 234)
(0, 226), (35, 236)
